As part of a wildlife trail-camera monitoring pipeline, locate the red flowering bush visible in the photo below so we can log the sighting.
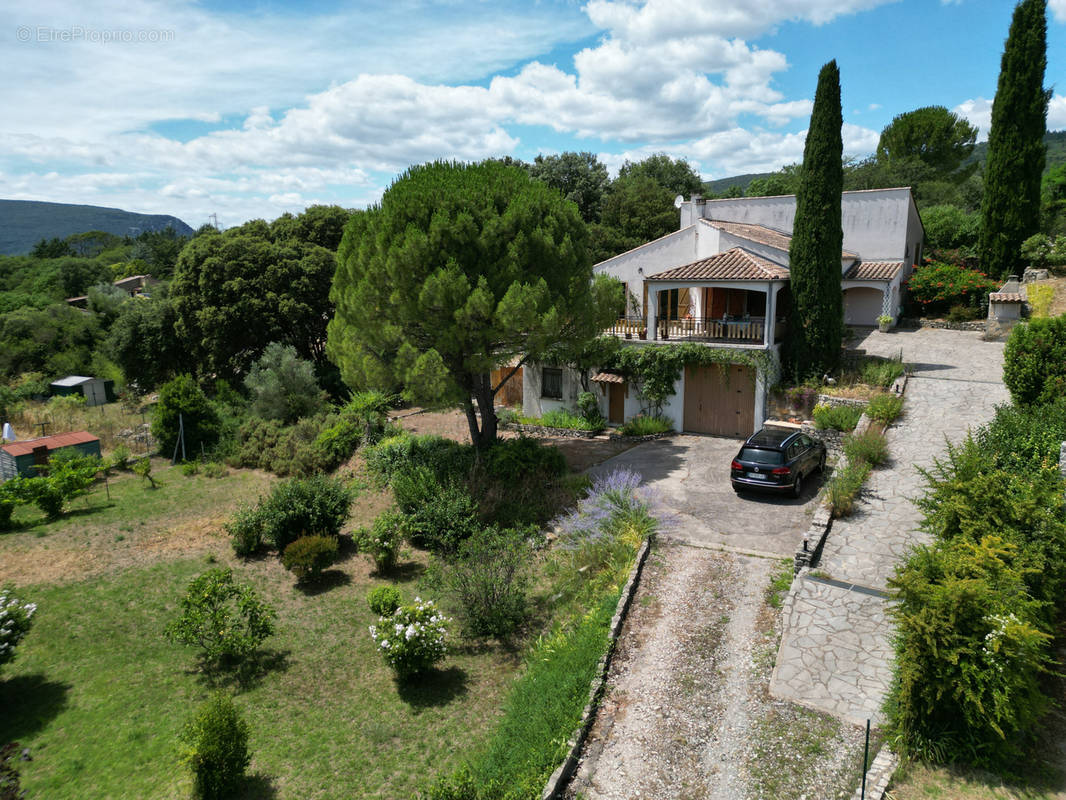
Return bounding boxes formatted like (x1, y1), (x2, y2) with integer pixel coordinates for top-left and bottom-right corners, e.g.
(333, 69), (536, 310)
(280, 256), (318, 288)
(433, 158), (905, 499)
(905, 261), (998, 317)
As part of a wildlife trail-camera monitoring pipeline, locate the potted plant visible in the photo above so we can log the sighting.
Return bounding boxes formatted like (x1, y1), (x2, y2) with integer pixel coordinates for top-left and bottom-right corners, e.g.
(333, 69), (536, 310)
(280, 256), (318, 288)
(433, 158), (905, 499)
(877, 314), (892, 333)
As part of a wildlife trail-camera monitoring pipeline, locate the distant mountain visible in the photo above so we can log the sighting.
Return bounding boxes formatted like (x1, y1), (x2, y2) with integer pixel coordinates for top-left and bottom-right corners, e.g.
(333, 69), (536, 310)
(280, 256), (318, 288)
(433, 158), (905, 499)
(704, 130), (1066, 198)
(0, 199), (195, 255)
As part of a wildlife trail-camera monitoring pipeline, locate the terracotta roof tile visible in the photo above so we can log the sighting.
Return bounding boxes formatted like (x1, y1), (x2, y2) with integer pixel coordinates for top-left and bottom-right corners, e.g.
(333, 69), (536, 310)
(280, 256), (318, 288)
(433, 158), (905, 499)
(844, 261), (903, 281)
(646, 248), (789, 281)
(2, 431), (100, 458)
(989, 292), (1024, 303)
(590, 372), (625, 384)
(701, 219), (859, 259)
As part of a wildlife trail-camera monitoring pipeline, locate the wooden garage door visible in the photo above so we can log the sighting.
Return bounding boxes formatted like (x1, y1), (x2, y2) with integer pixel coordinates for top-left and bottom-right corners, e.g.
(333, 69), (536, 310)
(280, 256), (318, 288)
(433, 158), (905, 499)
(683, 363), (755, 437)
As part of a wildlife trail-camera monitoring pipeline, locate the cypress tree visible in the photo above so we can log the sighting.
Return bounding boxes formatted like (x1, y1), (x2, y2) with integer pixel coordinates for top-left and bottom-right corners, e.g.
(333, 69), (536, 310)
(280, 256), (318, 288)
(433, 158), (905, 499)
(787, 60), (844, 380)
(979, 0), (1049, 279)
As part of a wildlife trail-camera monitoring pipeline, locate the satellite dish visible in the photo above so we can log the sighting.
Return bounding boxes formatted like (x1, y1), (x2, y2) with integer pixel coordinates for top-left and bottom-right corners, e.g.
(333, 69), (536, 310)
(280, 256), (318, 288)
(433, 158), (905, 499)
(673, 194), (685, 209)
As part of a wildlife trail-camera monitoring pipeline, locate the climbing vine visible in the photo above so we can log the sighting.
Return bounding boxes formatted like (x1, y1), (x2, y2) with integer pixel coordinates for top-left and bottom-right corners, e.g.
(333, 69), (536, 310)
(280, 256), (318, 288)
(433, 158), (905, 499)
(604, 343), (779, 415)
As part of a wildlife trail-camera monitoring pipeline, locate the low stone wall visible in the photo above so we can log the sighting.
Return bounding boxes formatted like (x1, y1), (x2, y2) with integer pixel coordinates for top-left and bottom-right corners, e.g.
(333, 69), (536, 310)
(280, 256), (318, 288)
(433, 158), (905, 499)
(607, 430), (676, 443)
(541, 538), (652, 799)
(503, 423), (599, 439)
(850, 746), (898, 800)
(899, 317), (986, 332)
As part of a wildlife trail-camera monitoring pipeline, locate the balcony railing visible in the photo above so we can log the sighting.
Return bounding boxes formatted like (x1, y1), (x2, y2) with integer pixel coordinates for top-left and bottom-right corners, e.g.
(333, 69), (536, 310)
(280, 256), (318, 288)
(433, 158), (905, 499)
(606, 315), (775, 344)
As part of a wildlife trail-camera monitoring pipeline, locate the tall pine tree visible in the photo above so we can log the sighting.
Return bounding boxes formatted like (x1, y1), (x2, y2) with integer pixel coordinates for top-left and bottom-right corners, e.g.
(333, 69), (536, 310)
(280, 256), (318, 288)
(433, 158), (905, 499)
(979, 0), (1049, 279)
(787, 60), (844, 380)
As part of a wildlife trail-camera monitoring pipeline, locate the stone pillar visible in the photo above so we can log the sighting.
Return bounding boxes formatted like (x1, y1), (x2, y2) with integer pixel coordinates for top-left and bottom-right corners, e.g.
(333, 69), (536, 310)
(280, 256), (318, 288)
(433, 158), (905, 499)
(646, 287), (659, 341)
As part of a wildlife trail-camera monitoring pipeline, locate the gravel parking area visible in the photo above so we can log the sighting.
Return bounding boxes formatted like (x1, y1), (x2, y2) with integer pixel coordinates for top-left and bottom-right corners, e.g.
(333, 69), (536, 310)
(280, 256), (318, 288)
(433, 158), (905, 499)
(567, 542), (868, 800)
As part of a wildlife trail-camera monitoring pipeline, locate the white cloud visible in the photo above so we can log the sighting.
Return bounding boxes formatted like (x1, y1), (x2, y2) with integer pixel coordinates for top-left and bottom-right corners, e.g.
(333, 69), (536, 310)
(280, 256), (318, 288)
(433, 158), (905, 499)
(1049, 94), (1066, 129)
(954, 97), (994, 139)
(1051, 0), (1066, 23)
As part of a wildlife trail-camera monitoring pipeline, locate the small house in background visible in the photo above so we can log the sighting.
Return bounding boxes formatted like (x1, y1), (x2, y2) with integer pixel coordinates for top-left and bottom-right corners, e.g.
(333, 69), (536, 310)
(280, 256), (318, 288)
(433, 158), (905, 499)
(0, 431), (101, 479)
(50, 375), (116, 407)
(66, 274), (160, 308)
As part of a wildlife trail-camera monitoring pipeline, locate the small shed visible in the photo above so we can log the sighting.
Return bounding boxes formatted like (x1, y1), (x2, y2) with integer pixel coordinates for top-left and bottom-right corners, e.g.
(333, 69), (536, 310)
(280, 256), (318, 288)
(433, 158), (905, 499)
(50, 375), (115, 407)
(0, 431), (102, 479)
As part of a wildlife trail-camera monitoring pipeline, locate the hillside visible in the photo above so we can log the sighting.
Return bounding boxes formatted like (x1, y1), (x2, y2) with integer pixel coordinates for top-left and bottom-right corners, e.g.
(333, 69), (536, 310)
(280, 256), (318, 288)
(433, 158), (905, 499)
(0, 199), (194, 255)
(705, 129), (1066, 196)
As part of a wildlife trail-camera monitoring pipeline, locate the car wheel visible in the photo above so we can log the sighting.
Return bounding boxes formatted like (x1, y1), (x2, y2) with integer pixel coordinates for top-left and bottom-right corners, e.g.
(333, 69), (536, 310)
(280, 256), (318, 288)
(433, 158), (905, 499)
(792, 472), (803, 498)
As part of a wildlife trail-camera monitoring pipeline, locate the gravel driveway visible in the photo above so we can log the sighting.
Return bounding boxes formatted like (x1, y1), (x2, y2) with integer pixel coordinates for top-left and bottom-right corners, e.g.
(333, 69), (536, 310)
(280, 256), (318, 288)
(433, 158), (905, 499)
(567, 542), (867, 800)
(588, 435), (821, 557)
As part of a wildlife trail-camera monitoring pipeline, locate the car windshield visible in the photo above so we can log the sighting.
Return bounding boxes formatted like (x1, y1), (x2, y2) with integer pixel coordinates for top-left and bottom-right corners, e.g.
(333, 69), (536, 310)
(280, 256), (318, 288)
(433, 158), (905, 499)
(739, 447), (783, 465)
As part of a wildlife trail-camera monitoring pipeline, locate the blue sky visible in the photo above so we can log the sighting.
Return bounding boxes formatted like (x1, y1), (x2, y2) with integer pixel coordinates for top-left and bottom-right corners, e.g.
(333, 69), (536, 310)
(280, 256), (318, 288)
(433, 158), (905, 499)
(1, 0), (1063, 229)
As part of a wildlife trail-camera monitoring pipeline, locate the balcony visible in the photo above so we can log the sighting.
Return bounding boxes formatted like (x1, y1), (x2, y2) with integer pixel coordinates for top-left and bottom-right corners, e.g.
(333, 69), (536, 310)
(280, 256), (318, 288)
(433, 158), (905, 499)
(606, 315), (781, 345)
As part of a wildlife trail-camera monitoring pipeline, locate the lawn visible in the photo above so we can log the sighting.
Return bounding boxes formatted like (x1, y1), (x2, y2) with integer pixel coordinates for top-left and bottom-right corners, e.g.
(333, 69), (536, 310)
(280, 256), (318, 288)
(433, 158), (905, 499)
(0, 457), (530, 798)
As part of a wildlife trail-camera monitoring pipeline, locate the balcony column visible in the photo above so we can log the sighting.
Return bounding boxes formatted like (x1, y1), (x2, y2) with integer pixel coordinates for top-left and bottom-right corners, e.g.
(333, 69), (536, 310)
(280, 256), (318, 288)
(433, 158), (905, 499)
(646, 285), (659, 341)
(763, 283), (775, 347)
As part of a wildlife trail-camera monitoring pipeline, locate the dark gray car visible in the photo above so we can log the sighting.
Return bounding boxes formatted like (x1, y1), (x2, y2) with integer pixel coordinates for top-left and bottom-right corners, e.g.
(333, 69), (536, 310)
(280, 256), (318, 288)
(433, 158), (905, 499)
(730, 427), (826, 497)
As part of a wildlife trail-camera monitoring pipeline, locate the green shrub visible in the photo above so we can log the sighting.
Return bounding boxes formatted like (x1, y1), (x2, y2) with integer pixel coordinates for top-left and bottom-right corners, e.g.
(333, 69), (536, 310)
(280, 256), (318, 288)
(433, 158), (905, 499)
(258, 475), (352, 552)
(975, 398), (1066, 472)
(233, 414), (334, 477)
(0, 498), (13, 530)
(369, 598), (449, 678)
(482, 437), (566, 484)
(180, 692), (251, 800)
(153, 375), (221, 458)
(164, 568), (277, 664)
(866, 393), (904, 424)
(107, 443), (131, 471)
(905, 260), (998, 316)
(887, 536), (1051, 767)
(202, 462), (228, 479)
(1027, 283), (1054, 318)
(364, 433), (473, 486)
(0, 741), (27, 799)
(812, 403), (864, 432)
(353, 509), (407, 572)
(311, 416), (362, 470)
(539, 408), (600, 431)
(946, 303), (982, 322)
(842, 429), (889, 467)
(181, 461), (200, 477)
(281, 535), (339, 582)
(367, 586), (402, 617)
(32, 481), (64, 519)
(859, 357), (905, 387)
(226, 506), (265, 558)
(824, 461), (871, 518)
(577, 391), (605, 429)
(617, 414), (673, 436)
(405, 483), (482, 556)
(1003, 315), (1066, 406)
(426, 527), (534, 639)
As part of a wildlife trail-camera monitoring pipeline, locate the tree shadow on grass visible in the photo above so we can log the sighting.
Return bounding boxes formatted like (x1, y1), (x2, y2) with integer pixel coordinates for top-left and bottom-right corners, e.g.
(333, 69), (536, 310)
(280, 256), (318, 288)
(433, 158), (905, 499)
(396, 666), (469, 711)
(192, 648), (292, 693)
(295, 570), (351, 596)
(379, 560), (425, 583)
(0, 674), (70, 741)
(238, 772), (279, 799)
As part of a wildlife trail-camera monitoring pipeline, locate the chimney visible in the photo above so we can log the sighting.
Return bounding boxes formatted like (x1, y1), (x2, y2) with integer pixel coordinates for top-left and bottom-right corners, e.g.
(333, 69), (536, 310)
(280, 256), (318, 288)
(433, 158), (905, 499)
(691, 194), (706, 220)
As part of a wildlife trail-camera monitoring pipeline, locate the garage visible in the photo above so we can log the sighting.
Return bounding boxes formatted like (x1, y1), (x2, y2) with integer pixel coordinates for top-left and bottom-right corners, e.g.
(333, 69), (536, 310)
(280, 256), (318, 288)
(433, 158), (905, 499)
(683, 363), (755, 437)
(843, 287), (885, 326)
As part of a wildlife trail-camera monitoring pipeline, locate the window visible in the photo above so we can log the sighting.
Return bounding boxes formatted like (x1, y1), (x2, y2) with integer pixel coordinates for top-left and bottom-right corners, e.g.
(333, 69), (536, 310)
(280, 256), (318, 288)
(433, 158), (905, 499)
(542, 367), (563, 399)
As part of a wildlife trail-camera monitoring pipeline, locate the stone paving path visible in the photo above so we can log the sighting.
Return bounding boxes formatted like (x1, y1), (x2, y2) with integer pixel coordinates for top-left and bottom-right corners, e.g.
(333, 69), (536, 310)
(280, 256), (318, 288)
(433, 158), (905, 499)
(771, 328), (1010, 725)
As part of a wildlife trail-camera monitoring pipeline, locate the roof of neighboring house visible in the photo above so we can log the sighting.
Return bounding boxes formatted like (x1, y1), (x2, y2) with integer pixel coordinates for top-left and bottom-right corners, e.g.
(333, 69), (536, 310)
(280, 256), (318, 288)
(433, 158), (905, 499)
(843, 261), (904, 281)
(1, 431), (100, 458)
(989, 292), (1025, 303)
(50, 375), (95, 388)
(646, 248), (790, 282)
(701, 219), (858, 259)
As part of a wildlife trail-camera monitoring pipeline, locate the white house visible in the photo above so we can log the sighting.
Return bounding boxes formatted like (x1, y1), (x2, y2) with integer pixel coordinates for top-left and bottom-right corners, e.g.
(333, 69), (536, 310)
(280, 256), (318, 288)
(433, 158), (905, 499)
(521, 187), (924, 438)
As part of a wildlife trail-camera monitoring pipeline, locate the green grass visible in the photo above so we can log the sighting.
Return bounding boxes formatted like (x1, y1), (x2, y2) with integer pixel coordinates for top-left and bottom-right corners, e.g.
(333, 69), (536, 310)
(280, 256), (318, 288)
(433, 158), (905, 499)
(1, 553), (520, 799)
(812, 403), (865, 432)
(765, 560), (794, 609)
(616, 415), (673, 437)
(860, 357), (905, 388)
(867, 393), (904, 425)
(842, 429), (890, 468)
(825, 461), (872, 519)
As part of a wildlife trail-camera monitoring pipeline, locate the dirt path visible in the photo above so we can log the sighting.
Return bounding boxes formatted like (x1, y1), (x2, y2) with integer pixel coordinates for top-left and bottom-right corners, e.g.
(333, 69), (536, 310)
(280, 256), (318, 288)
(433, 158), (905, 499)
(568, 542), (867, 800)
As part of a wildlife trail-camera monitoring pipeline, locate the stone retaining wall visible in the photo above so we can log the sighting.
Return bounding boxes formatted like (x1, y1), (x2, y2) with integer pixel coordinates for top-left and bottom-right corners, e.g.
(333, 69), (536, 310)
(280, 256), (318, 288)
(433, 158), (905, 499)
(503, 423), (599, 439)
(899, 317), (986, 332)
(607, 430), (675, 443)
(850, 746), (898, 800)
(816, 394), (869, 409)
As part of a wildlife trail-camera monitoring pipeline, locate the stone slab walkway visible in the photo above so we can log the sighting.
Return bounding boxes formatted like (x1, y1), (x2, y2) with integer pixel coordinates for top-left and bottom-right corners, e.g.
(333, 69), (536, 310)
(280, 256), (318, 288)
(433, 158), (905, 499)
(771, 328), (1010, 725)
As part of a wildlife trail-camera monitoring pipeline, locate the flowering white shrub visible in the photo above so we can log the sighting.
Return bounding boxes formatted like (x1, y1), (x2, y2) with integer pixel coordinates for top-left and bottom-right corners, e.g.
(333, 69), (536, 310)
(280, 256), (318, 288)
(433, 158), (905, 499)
(369, 597), (449, 677)
(0, 588), (37, 667)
